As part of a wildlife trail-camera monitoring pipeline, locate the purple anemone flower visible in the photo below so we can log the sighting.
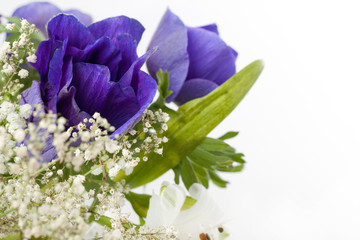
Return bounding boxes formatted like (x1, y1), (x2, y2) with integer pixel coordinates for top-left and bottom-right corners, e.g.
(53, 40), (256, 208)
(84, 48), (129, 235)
(147, 9), (237, 105)
(12, 1), (92, 37)
(20, 14), (157, 161)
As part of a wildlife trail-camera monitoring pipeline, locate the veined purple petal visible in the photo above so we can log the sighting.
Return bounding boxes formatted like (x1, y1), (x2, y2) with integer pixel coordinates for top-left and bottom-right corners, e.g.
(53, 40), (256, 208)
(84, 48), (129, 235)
(78, 36), (118, 64)
(31, 38), (63, 83)
(147, 9), (189, 102)
(134, 71), (157, 106)
(60, 56), (73, 90)
(111, 71), (157, 136)
(88, 16), (144, 44)
(174, 78), (218, 105)
(12, 2), (61, 37)
(76, 36), (124, 81)
(100, 84), (139, 131)
(119, 49), (152, 89)
(48, 14), (94, 49)
(44, 39), (68, 112)
(72, 63), (113, 115)
(57, 86), (91, 127)
(114, 34), (139, 81)
(186, 27), (236, 85)
(200, 24), (219, 35)
(64, 9), (92, 26)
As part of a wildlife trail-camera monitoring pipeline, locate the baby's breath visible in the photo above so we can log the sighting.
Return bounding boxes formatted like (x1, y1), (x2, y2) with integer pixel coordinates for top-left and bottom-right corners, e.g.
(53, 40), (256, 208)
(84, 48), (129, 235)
(0, 19), (37, 102)
(0, 102), (173, 239)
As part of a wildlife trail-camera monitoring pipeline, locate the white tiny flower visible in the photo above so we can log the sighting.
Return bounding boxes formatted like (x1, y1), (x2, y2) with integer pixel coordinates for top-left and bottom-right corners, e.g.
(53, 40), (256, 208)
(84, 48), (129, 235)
(19, 104), (33, 119)
(73, 175), (85, 185)
(16, 146), (28, 158)
(105, 140), (120, 153)
(26, 54), (37, 63)
(48, 124), (57, 133)
(2, 63), (14, 75)
(13, 129), (25, 142)
(81, 131), (91, 142)
(28, 158), (39, 173)
(109, 164), (121, 178)
(5, 23), (16, 30)
(10, 163), (21, 174)
(21, 19), (29, 28)
(18, 69), (29, 79)
(1, 101), (15, 114)
(6, 112), (20, 124)
(154, 148), (163, 155)
(57, 169), (63, 177)
(73, 184), (85, 195)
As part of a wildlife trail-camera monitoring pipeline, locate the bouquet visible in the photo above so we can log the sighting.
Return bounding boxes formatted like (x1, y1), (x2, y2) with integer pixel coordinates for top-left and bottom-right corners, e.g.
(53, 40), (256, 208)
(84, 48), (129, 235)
(0, 2), (263, 239)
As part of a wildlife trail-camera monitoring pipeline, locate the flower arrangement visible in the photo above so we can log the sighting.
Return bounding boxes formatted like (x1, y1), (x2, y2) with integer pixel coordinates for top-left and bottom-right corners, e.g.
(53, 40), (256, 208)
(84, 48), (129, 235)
(0, 2), (263, 240)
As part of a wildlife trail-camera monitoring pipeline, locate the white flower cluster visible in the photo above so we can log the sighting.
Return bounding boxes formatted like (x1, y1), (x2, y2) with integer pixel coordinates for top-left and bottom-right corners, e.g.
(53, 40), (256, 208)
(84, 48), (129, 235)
(0, 101), (32, 136)
(0, 102), (174, 239)
(0, 19), (37, 101)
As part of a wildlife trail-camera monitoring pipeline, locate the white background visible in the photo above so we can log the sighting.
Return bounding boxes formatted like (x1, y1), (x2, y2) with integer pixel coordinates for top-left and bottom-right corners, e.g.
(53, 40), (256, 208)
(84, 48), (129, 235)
(2, 0), (360, 239)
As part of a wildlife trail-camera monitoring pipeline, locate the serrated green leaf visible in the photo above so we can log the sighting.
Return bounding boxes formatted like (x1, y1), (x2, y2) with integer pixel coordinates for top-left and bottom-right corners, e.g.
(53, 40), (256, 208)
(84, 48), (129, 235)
(122, 60), (264, 188)
(191, 147), (232, 167)
(215, 165), (244, 172)
(230, 153), (246, 164)
(219, 131), (239, 140)
(200, 137), (235, 152)
(209, 171), (228, 188)
(125, 192), (151, 219)
(191, 162), (209, 188)
(180, 157), (200, 189)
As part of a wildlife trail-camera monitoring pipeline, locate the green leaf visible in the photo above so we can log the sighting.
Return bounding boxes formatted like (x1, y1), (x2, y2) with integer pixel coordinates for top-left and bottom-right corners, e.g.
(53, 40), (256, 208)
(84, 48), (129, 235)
(125, 192), (151, 219)
(121, 60), (264, 188)
(156, 69), (173, 99)
(88, 214), (112, 228)
(5, 17), (22, 24)
(192, 162), (209, 188)
(190, 147), (232, 166)
(199, 137), (235, 152)
(180, 157), (200, 189)
(219, 131), (239, 140)
(209, 171), (229, 188)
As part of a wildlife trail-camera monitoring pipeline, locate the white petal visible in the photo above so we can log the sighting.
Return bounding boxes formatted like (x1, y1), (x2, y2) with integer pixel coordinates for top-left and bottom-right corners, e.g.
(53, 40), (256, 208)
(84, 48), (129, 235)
(146, 184), (186, 229)
(174, 183), (224, 240)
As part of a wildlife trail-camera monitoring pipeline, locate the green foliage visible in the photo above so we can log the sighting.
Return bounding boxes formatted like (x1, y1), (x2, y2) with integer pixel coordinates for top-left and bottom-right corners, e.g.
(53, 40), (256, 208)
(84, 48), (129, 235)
(156, 69), (173, 99)
(150, 69), (176, 115)
(119, 60), (264, 188)
(125, 192), (151, 222)
(174, 134), (245, 189)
